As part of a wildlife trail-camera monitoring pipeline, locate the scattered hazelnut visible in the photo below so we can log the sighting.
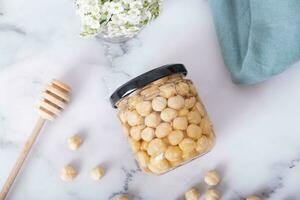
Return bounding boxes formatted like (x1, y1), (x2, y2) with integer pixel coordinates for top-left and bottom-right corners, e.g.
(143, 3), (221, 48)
(60, 165), (77, 181)
(204, 170), (221, 186)
(205, 189), (221, 200)
(68, 136), (82, 150)
(185, 188), (200, 200)
(90, 166), (105, 180)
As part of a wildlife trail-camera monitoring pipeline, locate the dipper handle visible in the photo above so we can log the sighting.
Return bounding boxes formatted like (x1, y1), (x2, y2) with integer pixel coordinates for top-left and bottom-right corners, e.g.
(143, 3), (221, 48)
(0, 79), (71, 200)
(0, 118), (45, 200)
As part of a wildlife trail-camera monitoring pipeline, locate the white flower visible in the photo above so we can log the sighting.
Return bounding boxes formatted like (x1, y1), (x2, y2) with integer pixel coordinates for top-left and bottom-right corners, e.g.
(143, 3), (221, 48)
(75, 0), (162, 39)
(129, 1), (143, 9)
(111, 15), (126, 26)
(107, 2), (124, 14)
(82, 15), (100, 29)
(126, 14), (141, 24)
(122, 0), (134, 4)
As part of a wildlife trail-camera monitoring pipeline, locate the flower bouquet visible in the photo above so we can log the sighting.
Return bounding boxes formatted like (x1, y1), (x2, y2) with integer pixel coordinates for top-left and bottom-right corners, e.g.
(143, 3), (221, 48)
(75, 0), (161, 41)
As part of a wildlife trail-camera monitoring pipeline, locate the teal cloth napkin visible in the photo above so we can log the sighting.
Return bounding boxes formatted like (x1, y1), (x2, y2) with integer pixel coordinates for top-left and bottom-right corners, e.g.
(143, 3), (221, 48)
(209, 0), (300, 84)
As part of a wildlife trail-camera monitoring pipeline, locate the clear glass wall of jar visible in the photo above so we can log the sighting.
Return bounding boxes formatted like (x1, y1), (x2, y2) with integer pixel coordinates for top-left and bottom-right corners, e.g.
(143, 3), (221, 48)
(110, 64), (215, 175)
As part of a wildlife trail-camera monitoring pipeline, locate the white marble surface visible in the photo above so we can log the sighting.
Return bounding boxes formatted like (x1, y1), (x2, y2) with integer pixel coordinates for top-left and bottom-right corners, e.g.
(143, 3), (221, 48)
(1, 0), (300, 199)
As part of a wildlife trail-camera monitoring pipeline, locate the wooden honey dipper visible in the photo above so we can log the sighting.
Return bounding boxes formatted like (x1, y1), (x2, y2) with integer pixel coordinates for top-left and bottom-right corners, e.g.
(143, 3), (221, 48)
(0, 79), (71, 200)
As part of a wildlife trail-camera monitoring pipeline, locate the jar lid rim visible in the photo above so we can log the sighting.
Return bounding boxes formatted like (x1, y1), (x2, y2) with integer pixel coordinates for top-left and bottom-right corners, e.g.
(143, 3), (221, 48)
(110, 64), (187, 108)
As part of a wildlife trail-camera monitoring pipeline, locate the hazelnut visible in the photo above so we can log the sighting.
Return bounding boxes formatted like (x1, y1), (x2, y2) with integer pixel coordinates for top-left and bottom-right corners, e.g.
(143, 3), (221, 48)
(149, 156), (170, 173)
(152, 77), (168, 85)
(185, 188), (200, 200)
(194, 102), (205, 116)
(168, 95), (185, 110)
(182, 150), (198, 161)
(90, 166), (105, 180)
(68, 136), (82, 150)
(196, 135), (210, 153)
(127, 111), (143, 126)
(205, 189), (221, 200)
(140, 85), (160, 100)
(159, 83), (176, 98)
(170, 159), (183, 167)
(136, 101), (152, 116)
(173, 116), (188, 130)
(185, 96), (196, 109)
(200, 117), (212, 135)
(128, 96), (142, 109)
(187, 111), (202, 124)
(179, 138), (196, 152)
(147, 138), (167, 156)
(60, 165), (77, 181)
(165, 146), (182, 162)
(155, 123), (172, 138)
(145, 112), (161, 128)
(118, 111), (127, 124)
(188, 83), (197, 95)
(178, 108), (189, 116)
(140, 140), (149, 151)
(168, 74), (182, 82)
(168, 130), (184, 145)
(141, 127), (155, 142)
(152, 96), (167, 111)
(130, 125), (144, 141)
(187, 124), (202, 139)
(204, 170), (221, 186)
(176, 82), (190, 96)
(160, 108), (178, 122)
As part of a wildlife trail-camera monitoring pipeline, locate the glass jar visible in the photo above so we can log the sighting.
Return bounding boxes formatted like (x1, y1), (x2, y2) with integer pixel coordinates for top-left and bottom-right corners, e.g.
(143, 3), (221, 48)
(110, 64), (215, 175)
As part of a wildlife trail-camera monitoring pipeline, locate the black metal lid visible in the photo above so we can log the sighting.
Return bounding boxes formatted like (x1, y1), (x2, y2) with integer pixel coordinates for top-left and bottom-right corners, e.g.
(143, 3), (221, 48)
(110, 64), (188, 108)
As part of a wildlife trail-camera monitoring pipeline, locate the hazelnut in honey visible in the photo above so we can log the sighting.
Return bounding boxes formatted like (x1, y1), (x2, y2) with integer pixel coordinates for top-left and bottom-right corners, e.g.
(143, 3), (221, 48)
(110, 64), (215, 175)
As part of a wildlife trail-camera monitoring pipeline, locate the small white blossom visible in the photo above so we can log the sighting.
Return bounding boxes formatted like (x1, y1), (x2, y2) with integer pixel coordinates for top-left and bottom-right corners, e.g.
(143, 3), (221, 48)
(108, 2), (124, 14)
(75, 0), (162, 39)
(129, 1), (143, 9)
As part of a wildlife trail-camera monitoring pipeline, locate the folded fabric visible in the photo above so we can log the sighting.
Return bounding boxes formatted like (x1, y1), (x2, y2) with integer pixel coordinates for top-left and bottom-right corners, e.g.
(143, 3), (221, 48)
(209, 0), (300, 84)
